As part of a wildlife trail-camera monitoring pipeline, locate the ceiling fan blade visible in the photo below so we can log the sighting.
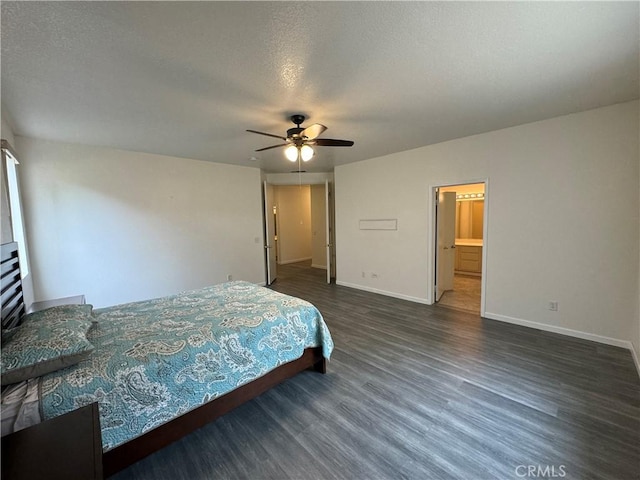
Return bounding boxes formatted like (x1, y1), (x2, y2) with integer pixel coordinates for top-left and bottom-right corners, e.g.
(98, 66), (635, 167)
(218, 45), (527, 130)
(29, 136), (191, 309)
(311, 138), (354, 147)
(255, 143), (289, 152)
(300, 123), (327, 140)
(246, 129), (287, 141)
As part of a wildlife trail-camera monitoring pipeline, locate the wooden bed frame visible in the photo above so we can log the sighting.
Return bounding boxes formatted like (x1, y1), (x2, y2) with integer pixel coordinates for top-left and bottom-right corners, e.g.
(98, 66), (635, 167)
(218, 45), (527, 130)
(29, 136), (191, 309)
(1, 242), (25, 331)
(0, 241), (327, 477)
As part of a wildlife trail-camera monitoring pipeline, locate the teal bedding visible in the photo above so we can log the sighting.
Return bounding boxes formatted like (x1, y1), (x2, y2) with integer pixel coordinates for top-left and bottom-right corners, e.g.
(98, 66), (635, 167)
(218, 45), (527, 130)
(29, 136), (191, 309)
(38, 281), (333, 451)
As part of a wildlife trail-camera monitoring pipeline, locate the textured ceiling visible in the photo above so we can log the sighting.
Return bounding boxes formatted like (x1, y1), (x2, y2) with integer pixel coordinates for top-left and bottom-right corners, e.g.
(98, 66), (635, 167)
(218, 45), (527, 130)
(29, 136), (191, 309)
(1, 1), (638, 173)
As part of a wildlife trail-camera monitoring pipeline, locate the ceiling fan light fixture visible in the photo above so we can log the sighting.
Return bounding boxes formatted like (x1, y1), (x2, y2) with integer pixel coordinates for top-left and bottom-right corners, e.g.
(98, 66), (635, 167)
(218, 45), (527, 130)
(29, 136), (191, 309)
(247, 114), (353, 162)
(285, 145), (299, 162)
(300, 145), (314, 162)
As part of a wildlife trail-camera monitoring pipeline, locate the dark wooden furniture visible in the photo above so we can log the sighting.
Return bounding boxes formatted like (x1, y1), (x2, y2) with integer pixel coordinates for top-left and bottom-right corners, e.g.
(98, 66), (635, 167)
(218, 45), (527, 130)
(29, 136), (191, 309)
(1, 242), (25, 330)
(103, 347), (325, 476)
(0, 241), (327, 477)
(1, 403), (103, 480)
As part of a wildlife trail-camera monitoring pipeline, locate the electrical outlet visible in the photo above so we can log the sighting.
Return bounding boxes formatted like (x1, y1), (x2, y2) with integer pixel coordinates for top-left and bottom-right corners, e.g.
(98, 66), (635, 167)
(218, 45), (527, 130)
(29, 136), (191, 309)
(362, 271), (365, 278)
(548, 301), (558, 311)
(227, 274), (233, 281)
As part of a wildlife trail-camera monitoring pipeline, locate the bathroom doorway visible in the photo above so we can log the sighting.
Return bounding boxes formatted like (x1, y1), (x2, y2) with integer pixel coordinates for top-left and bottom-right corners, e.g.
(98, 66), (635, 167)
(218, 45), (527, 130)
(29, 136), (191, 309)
(433, 182), (487, 314)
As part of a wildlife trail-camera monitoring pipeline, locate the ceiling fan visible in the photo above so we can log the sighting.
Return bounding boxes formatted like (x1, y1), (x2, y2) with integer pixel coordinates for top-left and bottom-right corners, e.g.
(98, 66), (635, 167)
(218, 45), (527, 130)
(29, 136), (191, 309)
(247, 114), (354, 162)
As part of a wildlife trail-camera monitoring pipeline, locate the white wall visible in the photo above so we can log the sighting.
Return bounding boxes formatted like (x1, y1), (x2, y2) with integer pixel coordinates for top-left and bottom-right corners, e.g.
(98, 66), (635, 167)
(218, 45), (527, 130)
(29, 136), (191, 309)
(1, 107), (16, 147)
(266, 172), (333, 185)
(16, 137), (265, 307)
(310, 184), (327, 269)
(636, 119), (640, 370)
(336, 101), (639, 360)
(1, 110), (15, 244)
(1, 109), (35, 308)
(274, 185), (312, 264)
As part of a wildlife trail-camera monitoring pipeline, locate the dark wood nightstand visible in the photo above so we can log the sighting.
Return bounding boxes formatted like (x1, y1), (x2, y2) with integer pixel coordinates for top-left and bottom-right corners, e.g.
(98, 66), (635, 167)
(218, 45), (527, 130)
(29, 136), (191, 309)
(1, 403), (103, 480)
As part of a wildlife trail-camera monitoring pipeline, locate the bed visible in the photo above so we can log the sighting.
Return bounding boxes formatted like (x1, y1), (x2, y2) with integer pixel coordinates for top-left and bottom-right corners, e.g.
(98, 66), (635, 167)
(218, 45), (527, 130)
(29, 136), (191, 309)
(1, 242), (333, 476)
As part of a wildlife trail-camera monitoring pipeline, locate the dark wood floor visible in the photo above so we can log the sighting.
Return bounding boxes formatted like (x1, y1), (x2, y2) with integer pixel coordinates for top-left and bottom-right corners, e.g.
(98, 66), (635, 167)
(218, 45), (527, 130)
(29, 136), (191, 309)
(113, 262), (640, 480)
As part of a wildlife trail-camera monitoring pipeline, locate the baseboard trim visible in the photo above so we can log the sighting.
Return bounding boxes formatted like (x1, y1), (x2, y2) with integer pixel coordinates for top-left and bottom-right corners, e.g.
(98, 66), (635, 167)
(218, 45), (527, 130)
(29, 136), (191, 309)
(327, 281), (640, 378)
(485, 311), (640, 378)
(311, 264), (327, 270)
(336, 280), (430, 305)
(278, 257), (311, 265)
(483, 312), (629, 348)
(630, 344), (640, 378)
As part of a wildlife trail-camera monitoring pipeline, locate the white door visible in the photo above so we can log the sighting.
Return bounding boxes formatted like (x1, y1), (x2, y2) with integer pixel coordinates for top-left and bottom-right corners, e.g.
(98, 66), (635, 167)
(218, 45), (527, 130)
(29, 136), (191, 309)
(263, 181), (277, 285)
(325, 180), (332, 283)
(435, 190), (456, 301)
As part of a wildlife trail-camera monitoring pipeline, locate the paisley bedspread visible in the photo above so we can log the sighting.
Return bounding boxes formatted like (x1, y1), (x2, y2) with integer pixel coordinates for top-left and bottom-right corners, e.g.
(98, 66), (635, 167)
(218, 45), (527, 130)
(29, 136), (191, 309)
(38, 281), (333, 451)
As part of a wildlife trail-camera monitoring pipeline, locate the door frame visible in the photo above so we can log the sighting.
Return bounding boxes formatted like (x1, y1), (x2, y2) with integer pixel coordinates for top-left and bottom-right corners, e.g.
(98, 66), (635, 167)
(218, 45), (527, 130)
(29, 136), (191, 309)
(325, 180), (332, 283)
(262, 174), (336, 284)
(324, 180), (337, 283)
(428, 178), (489, 316)
(263, 181), (277, 285)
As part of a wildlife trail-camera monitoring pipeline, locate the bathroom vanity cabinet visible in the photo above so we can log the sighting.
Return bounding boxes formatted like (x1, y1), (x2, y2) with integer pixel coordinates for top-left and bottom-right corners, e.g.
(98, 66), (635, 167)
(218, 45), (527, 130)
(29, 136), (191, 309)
(455, 243), (482, 274)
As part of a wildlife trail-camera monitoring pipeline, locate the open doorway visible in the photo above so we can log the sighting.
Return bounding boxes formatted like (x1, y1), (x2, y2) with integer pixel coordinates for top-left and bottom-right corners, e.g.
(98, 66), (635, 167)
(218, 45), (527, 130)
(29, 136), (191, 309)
(433, 182), (486, 314)
(263, 181), (335, 285)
